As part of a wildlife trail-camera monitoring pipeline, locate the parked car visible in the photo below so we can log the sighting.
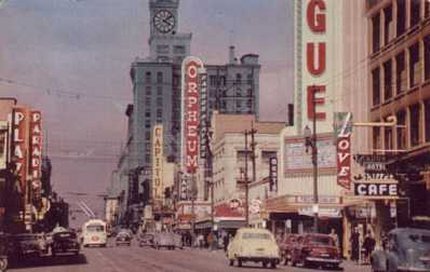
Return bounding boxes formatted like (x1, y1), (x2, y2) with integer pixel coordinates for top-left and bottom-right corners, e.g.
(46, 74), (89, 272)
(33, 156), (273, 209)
(173, 233), (183, 250)
(290, 233), (341, 269)
(10, 233), (47, 259)
(153, 232), (176, 250)
(279, 234), (300, 265)
(115, 231), (132, 246)
(371, 228), (430, 272)
(0, 233), (10, 272)
(227, 228), (281, 268)
(51, 231), (80, 256)
(138, 233), (154, 247)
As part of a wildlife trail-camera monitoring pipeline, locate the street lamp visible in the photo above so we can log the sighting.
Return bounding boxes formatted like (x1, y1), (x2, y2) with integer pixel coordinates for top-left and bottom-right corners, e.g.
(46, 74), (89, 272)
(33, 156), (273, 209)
(304, 123), (319, 232)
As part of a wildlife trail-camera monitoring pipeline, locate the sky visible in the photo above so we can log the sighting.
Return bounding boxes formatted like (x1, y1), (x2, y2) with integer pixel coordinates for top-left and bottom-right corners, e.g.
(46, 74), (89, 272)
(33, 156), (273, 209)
(0, 0), (293, 224)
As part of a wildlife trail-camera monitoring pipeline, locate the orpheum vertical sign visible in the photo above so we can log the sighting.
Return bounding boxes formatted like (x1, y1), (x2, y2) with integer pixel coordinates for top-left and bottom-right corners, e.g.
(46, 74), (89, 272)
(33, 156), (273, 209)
(29, 111), (42, 199)
(181, 56), (204, 174)
(307, 0), (326, 121)
(152, 125), (163, 202)
(12, 107), (30, 194)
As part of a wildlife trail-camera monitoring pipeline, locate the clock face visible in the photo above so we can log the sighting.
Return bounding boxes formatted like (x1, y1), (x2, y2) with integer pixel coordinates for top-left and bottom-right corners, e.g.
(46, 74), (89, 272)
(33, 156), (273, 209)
(153, 10), (175, 34)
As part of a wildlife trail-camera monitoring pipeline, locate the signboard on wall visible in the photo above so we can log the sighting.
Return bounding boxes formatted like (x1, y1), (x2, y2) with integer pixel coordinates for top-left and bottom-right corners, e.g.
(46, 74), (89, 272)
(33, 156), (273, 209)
(29, 111), (42, 200)
(283, 135), (335, 175)
(181, 56), (204, 174)
(12, 107), (30, 193)
(0, 121), (8, 170)
(334, 112), (352, 190)
(152, 124), (163, 202)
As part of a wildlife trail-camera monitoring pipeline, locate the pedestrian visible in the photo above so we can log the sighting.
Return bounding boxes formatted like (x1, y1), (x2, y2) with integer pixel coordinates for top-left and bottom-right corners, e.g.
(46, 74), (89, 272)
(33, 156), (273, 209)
(223, 233), (229, 252)
(350, 227), (360, 264)
(329, 228), (339, 248)
(207, 232), (213, 249)
(197, 233), (204, 248)
(363, 230), (376, 264)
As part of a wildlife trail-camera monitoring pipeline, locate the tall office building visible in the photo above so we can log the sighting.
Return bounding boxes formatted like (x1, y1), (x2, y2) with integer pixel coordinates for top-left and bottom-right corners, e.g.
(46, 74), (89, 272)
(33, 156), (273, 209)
(125, 0), (261, 206)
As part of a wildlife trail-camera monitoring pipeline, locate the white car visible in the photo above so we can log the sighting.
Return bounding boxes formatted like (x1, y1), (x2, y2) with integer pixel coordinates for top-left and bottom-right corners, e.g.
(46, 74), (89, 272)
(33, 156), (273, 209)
(227, 228), (281, 268)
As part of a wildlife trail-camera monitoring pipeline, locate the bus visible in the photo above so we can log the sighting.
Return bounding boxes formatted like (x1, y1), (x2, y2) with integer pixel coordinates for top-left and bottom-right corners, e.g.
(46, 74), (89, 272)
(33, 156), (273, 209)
(81, 219), (107, 247)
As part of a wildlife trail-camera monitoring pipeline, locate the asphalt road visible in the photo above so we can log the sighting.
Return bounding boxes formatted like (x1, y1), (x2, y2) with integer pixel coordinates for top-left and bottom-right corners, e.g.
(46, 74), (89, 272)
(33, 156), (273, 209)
(7, 240), (372, 272)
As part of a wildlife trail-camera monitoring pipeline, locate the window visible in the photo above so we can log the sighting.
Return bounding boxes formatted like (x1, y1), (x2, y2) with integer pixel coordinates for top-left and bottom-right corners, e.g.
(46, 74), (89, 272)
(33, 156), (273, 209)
(236, 101), (242, 108)
(410, 103), (421, 147)
(157, 109), (163, 118)
(145, 72), (151, 83)
(157, 86), (163, 96)
(397, 110), (406, 149)
(372, 13), (380, 53)
(384, 60), (393, 101)
(247, 74), (253, 84)
(220, 76), (226, 86)
(384, 6), (393, 44)
(410, 0), (420, 28)
(145, 131), (151, 140)
(409, 43), (420, 87)
(373, 126), (381, 150)
(236, 88), (242, 97)
(237, 150), (252, 162)
(247, 99), (253, 108)
(145, 97), (151, 106)
(210, 75), (217, 86)
(145, 86), (151, 95)
(397, 0), (406, 36)
(145, 120), (151, 128)
(372, 67), (381, 106)
(262, 151), (277, 164)
(425, 36), (430, 81)
(236, 73), (242, 83)
(173, 45), (186, 54)
(425, 100), (430, 142)
(157, 72), (163, 84)
(396, 52), (406, 94)
(156, 45), (169, 54)
(247, 89), (253, 97)
(384, 127), (393, 150)
(426, 0), (430, 18)
(156, 97), (163, 107)
(145, 111), (151, 118)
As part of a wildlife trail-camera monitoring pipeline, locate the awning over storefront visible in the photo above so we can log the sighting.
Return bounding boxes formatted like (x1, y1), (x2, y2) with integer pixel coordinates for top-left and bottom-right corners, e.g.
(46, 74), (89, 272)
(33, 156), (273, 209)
(195, 218), (246, 230)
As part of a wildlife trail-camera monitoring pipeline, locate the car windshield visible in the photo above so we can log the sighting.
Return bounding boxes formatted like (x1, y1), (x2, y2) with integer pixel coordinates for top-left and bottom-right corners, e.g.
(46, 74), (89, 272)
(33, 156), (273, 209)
(407, 234), (430, 248)
(242, 232), (271, 240)
(309, 236), (334, 246)
(87, 225), (105, 232)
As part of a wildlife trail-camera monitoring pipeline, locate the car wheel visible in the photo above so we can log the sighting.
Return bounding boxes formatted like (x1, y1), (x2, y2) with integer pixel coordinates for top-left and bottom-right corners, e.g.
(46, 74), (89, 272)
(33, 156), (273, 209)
(262, 261), (268, 268)
(270, 261), (277, 269)
(0, 257), (8, 272)
(237, 259), (242, 267)
(229, 259), (234, 266)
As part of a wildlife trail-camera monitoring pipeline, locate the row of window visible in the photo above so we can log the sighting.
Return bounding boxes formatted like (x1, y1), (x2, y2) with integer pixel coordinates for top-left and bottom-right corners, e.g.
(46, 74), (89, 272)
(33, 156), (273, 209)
(156, 44), (186, 55)
(144, 96), (164, 107)
(371, 0), (430, 53)
(209, 73), (254, 87)
(372, 35), (430, 106)
(144, 71), (164, 84)
(373, 99), (430, 150)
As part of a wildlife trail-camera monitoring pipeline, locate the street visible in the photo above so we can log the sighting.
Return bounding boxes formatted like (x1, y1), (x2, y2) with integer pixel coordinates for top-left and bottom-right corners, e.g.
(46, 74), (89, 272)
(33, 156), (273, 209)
(7, 239), (371, 272)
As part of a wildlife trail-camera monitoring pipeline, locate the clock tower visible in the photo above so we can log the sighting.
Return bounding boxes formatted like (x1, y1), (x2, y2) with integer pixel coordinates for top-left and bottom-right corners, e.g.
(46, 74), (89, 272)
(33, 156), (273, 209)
(149, 0), (179, 36)
(148, 0), (191, 63)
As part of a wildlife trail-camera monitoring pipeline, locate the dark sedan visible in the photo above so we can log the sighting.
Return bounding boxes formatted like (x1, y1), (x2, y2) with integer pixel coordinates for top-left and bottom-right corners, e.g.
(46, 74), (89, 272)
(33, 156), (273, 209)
(51, 231), (80, 256)
(371, 228), (430, 272)
(290, 233), (342, 269)
(138, 233), (154, 247)
(115, 231), (132, 246)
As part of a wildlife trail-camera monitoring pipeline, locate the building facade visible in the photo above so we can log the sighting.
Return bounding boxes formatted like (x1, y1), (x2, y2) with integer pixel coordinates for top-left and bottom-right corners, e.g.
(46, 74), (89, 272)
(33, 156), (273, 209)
(366, 0), (430, 227)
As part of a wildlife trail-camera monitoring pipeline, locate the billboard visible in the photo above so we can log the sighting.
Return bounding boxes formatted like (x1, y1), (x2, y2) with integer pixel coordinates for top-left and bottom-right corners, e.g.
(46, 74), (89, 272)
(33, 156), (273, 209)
(181, 56), (204, 174)
(152, 124), (163, 202)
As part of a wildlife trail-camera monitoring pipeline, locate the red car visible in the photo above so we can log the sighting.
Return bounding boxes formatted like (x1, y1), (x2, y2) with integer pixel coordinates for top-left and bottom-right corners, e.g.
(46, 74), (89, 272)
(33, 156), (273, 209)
(290, 233), (342, 269)
(278, 234), (300, 265)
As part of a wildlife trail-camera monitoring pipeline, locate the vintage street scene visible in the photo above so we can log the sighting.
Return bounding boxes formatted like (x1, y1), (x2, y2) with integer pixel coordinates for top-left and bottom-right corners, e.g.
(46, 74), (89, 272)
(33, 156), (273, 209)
(0, 0), (429, 271)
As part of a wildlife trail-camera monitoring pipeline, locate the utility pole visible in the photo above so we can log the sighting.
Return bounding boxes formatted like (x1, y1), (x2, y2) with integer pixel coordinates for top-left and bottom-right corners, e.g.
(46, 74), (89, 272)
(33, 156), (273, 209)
(244, 131), (249, 226)
(190, 174), (195, 246)
(250, 122), (257, 183)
